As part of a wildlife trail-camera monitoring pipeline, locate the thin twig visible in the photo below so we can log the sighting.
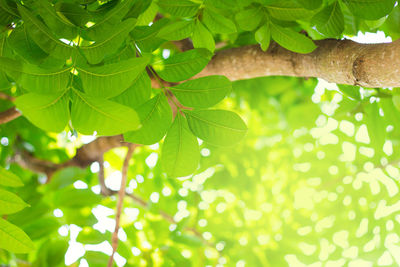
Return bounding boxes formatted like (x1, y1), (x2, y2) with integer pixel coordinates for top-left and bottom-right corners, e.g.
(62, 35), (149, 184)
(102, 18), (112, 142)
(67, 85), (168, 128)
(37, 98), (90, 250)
(108, 144), (136, 267)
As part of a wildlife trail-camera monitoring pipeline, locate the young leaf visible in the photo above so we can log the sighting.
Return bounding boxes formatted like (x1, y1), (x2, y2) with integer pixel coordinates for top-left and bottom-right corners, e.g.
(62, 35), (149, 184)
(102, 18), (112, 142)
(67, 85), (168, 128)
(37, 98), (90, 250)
(343, 0), (396, 20)
(235, 7), (264, 31)
(0, 188), (28, 215)
(79, 18), (137, 64)
(312, 2), (344, 37)
(77, 55), (150, 98)
(18, 5), (74, 60)
(15, 91), (70, 132)
(0, 57), (71, 94)
(202, 8), (236, 34)
(270, 23), (316, 54)
(71, 89), (140, 135)
(185, 109), (247, 146)
(255, 24), (271, 51)
(161, 113), (199, 177)
(192, 20), (215, 52)
(0, 167), (24, 187)
(153, 48), (212, 82)
(157, 20), (194, 41)
(157, 0), (200, 17)
(0, 218), (34, 254)
(170, 75), (231, 108)
(124, 93), (172, 145)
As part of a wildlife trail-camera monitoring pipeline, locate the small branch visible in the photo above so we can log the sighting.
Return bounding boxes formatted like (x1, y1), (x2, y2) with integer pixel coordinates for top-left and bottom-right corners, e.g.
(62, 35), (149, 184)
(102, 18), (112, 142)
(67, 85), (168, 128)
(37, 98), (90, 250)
(0, 92), (14, 101)
(108, 144), (136, 267)
(0, 107), (21, 125)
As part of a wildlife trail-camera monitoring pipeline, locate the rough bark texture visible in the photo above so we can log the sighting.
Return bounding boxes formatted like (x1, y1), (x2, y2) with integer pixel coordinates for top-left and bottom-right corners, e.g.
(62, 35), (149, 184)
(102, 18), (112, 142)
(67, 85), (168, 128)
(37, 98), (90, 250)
(197, 39), (400, 88)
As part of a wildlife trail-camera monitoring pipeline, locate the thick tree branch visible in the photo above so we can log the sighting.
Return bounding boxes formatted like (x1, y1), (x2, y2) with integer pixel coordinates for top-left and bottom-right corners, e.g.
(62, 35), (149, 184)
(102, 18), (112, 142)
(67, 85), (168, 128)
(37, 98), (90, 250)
(0, 107), (21, 124)
(197, 39), (400, 88)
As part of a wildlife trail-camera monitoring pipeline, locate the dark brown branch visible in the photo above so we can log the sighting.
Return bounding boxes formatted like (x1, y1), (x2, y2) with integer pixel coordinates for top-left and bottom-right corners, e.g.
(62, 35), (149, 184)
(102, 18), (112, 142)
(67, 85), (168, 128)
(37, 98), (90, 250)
(108, 144), (136, 267)
(0, 107), (21, 125)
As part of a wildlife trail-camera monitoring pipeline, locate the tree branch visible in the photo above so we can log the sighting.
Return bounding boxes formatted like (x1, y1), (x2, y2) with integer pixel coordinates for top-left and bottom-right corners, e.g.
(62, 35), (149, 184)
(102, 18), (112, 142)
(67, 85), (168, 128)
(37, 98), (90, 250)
(196, 39), (400, 88)
(108, 144), (136, 267)
(0, 107), (21, 124)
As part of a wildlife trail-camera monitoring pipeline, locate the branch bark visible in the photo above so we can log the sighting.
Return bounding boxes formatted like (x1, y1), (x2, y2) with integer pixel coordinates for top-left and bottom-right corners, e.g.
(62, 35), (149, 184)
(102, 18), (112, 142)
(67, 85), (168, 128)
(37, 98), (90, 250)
(196, 39), (400, 88)
(0, 107), (21, 124)
(108, 144), (135, 267)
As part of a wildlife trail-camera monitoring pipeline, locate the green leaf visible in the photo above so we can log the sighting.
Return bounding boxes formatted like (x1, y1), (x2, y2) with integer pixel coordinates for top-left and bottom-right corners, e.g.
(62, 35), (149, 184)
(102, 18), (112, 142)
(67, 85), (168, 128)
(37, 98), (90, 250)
(157, 20), (194, 41)
(86, 0), (135, 38)
(0, 167), (23, 187)
(343, 0), (396, 20)
(71, 89), (140, 135)
(18, 5), (74, 60)
(337, 84), (361, 100)
(170, 75), (231, 108)
(255, 24), (271, 51)
(312, 2), (344, 37)
(54, 187), (102, 208)
(235, 7), (264, 31)
(393, 94), (400, 111)
(15, 91), (70, 132)
(364, 102), (386, 154)
(23, 217), (60, 240)
(55, 2), (91, 27)
(0, 0), (17, 27)
(124, 93), (172, 145)
(77, 227), (111, 244)
(7, 26), (49, 65)
(185, 109), (247, 146)
(153, 48), (212, 82)
(0, 188), (28, 215)
(157, 0), (200, 17)
(0, 57), (71, 94)
(294, 0), (322, 9)
(36, 0), (77, 39)
(161, 113), (199, 177)
(270, 23), (316, 54)
(0, 218), (34, 254)
(202, 8), (237, 34)
(267, 1), (315, 20)
(111, 71), (152, 109)
(131, 18), (168, 52)
(80, 18), (137, 64)
(192, 20), (215, 52)
(85, 251), (110, 267)
(77, 55), (150, 98)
